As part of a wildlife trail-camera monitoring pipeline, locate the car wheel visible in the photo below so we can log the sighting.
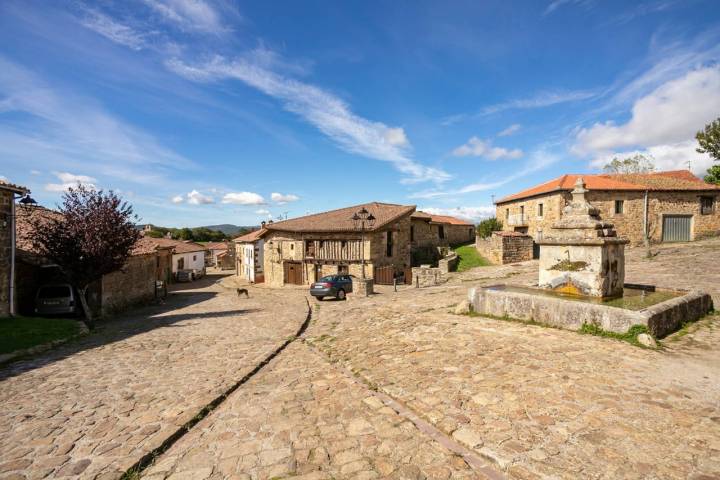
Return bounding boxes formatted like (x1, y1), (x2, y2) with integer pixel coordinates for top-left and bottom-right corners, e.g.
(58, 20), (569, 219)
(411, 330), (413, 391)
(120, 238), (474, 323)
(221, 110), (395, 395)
(336, 289), (346, 300)
(316, 296), (324, 301)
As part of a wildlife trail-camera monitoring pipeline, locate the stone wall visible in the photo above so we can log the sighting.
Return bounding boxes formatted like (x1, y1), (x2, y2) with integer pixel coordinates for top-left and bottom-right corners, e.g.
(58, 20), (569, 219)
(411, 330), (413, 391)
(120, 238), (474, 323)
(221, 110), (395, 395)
(411, 218), (446, 249)
(100, 254), (157, 317)
(497, 193), (565, 240)
(0, 190), (11, 317)
(447, 224), (476, 246)
(497, 190), (720, 244)
(475, 231), (534, 265)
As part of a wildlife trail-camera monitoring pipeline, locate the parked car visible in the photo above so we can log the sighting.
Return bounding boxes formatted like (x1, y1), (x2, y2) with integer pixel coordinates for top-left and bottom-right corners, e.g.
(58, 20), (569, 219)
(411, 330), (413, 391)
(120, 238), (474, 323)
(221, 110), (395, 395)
(35, 284), (79, 316)
(310, 275), (353, 301)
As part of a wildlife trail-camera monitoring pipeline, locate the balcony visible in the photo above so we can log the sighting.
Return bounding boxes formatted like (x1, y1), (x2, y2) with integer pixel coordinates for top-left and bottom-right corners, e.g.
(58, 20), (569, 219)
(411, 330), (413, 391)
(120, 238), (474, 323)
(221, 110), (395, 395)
(506, 214), (528, 226)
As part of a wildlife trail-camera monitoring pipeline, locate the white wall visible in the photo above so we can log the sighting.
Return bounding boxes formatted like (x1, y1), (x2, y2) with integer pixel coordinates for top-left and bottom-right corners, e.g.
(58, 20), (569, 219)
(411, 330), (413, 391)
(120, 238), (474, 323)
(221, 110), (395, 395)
(172, 251), (205, 272)
(238, 239), (263, 282)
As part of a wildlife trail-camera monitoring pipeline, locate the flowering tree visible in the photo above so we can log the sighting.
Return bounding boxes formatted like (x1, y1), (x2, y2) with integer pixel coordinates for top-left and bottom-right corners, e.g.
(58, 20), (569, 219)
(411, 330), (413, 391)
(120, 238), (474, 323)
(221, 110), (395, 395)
(29, 185), (141, 327)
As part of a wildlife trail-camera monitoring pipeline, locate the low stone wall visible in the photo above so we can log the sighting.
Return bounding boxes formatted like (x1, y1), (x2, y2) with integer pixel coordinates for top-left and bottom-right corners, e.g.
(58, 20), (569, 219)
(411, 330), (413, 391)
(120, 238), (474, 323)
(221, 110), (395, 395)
(412, 252), (458, 287)
(475, 232), (533, 265)
(468, 285), (713, 338)
(438, 252), (458, 274)
(352, 278), (374, 296)
(412, 266), (444, 288)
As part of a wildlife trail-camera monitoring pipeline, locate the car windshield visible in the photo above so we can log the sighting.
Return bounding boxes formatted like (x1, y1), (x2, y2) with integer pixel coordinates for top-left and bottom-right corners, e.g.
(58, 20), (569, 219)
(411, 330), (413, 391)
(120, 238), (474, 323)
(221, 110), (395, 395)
(38, 285), (71, 298)
(318, 276), (336, 283)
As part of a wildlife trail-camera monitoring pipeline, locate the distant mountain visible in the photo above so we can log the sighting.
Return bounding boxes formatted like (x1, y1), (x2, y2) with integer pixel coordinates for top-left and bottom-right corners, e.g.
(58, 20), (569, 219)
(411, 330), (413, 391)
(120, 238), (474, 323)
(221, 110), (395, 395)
(202, 224), (257, 236)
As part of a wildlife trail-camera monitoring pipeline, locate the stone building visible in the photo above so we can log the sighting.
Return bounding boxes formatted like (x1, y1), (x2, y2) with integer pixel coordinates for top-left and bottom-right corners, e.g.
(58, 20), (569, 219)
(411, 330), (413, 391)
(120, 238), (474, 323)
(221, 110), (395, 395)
(409, 211), (475, 264)
(261, 203), (416, 287)
(0, 180), (29, 317)
(14, 208), (171, 317)
(144, 238), (207, 276)
(495, 170), (720, 246)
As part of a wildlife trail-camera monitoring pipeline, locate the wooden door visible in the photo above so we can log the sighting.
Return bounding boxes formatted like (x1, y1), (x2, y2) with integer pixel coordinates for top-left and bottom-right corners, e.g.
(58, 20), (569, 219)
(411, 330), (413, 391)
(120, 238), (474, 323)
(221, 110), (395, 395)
(374, 266), (395, 285)
(284, 261), (303, 285)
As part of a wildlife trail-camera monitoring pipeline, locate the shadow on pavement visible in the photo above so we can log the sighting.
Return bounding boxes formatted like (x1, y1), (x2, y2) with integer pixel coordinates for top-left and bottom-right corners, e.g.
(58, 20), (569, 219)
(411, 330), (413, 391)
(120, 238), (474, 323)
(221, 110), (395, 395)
(0, 273), (249, 380)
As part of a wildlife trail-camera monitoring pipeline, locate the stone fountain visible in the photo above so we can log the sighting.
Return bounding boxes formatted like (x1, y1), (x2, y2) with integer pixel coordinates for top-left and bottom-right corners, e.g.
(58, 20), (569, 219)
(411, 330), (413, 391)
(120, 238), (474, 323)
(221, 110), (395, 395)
(467, 178), (713, 338)
(537, 178), (627, 298)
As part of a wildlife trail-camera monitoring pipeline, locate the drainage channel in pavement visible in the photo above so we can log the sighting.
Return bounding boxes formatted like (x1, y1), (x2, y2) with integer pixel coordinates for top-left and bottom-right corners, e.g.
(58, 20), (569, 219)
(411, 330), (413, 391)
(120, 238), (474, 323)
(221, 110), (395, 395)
(123, 297), (505, 480)
(121, 299), (313, 479)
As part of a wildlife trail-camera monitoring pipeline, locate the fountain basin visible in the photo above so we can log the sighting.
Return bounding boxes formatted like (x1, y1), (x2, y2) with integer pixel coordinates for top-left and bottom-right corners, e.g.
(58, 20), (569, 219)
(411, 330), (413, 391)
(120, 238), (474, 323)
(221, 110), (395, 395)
(468, 284), (713, 338)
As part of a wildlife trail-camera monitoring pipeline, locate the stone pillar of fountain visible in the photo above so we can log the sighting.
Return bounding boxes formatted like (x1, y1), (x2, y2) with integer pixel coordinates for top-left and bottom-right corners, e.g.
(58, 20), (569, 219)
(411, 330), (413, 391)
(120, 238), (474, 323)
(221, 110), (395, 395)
(536, 177), (629, 298)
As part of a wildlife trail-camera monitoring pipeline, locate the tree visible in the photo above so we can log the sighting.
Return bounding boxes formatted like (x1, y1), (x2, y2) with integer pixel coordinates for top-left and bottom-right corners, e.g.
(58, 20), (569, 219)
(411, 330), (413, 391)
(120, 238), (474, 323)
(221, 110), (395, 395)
(696, 117), (720, 161)
(704, 165), (720, 185)
(602, 154), (655, 174)
(476, 217), (503, 239)
(28, 186), (141, 328)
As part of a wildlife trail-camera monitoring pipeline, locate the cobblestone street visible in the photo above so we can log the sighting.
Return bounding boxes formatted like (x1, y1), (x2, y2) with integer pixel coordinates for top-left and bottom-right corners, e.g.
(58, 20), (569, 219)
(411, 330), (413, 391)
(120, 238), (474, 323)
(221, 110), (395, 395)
(0, 274), (308, 479)
(309, 238), (720, 479)
(0, 240), (719, 479)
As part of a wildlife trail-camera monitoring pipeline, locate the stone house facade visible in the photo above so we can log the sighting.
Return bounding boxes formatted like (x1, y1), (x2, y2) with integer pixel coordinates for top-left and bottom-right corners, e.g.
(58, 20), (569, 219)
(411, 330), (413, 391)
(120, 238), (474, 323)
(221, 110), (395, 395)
(0, 180), (29, 317)
(144, 238), (207, 276)
(496, 170), (720, 245)
(14, 211), (170, 317)
(260, 203), (415, 287)
(234, 228), (265, 283)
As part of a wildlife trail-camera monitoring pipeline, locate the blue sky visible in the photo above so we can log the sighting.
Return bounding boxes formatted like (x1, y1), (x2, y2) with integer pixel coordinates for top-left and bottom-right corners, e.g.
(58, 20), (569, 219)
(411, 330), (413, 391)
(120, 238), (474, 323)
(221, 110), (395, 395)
(1, 0), (719, 227)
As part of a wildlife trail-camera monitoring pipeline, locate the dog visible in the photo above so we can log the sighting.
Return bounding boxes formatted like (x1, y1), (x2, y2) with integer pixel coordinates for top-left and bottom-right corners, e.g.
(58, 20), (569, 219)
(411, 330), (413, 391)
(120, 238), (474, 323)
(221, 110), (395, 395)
(236, 288), (249, 298)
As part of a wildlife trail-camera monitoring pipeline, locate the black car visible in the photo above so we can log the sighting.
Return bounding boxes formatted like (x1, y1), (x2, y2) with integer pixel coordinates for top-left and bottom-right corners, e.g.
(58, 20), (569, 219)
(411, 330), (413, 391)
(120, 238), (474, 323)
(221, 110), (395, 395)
(310, 275), (353, 301)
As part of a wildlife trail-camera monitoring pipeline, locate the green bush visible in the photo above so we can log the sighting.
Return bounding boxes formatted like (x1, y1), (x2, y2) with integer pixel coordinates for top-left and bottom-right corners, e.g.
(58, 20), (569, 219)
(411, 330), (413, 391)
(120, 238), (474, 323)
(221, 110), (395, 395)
(476, 217), (503, 239)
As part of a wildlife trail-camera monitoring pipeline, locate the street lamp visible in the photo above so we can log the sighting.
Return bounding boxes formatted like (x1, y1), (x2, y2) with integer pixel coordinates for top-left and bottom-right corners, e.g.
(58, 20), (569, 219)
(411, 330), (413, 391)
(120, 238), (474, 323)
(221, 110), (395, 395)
(351, 207), (376, 279)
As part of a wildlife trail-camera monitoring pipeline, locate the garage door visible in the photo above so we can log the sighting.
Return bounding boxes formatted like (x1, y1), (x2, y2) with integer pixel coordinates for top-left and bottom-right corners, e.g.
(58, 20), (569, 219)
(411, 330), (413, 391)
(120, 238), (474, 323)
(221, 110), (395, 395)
(662, 215), (692, 242)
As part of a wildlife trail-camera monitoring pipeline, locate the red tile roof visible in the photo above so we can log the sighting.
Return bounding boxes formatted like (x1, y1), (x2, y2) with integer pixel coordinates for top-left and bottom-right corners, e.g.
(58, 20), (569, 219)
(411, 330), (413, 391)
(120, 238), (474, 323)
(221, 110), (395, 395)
(412, 211), (473, 226)
(16, 206), (162, 257)
(264, 203), (416, 233)
(0, 179), (29, 194)
(234, 228), (266, 242)
(496, 170), (720, 204)
(205, 241), (228, 251)
(144, 238), (208, 254)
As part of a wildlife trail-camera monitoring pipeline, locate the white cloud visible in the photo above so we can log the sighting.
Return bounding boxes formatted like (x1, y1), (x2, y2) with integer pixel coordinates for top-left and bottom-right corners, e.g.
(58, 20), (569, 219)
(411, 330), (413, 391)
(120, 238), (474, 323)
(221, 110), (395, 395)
(411, 149), (559, 199)
(166, 55), (450, 183)
(45, 171), (97, 192)
(0, 56), (192, 186)
(498, 124), (521, 137)
(383, 127), (408, 147)
(271, 192), (300, 204)
(543, 0), (594, 16)
(575, 67), (720, 154)
(452, 136), (523, 160)
(171, 194), (184, 204)
(588, 141), (714, 177)
(421, 206), (495, 223)
(574, 66), (720, 176)
(255, 208), (270, 215)
(30, 170), (41, 175)
(187, 189), (214, 204)
(221, 191), (266, 205)
(481, 89), (598, 116)
(143, 0), (225, 33)
(79, 9), (147, 50)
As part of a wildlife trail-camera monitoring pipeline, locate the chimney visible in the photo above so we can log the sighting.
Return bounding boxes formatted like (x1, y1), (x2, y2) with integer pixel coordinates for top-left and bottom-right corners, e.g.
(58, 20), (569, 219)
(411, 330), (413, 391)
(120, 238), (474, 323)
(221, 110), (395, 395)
(261, 221), (266, 228)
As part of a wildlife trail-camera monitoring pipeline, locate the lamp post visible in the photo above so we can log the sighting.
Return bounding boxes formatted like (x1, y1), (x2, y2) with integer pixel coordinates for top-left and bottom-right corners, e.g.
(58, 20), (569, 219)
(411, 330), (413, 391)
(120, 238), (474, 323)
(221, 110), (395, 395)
(351, 207), (376, 279)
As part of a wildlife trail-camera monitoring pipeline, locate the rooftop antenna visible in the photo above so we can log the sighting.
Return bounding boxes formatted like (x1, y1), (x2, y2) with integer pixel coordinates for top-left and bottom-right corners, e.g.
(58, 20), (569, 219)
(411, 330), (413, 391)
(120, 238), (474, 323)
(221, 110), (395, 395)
(283, 211), (289, 220)
(491, 194), (496, 204)
(686, 159), (692, 171)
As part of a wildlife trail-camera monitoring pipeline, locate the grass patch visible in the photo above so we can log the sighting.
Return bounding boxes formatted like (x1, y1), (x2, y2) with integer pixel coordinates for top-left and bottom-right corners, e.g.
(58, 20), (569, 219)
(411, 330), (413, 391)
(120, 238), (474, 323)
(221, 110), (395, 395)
(0, 316), (82, 354)
(455, 244), (491, 272)
(579, 323), (651, 347)
(465, 311), (654, 348)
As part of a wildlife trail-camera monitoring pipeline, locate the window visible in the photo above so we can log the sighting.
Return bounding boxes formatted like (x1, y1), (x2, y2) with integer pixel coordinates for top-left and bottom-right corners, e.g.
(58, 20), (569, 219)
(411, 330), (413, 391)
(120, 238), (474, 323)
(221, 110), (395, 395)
(290, 243), (294, 250)
(193, 255), (196, 261)
(538, 203), (544, 217)
(615, 200), (624, 214)
(410, 225), (415, 242)
(438, 225), (445, 239)
(341, 240), (347, 248)
(700, 196), (715, 215)
(386, 231), (393, 257)
(505, 208), (509, 220)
